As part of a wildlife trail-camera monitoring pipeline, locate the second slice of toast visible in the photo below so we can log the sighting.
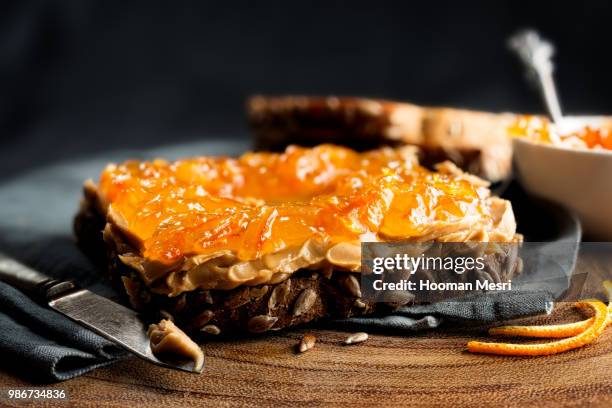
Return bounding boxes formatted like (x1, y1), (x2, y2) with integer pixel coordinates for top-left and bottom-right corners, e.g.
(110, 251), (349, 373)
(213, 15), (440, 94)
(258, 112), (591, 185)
(248, 95), (518, 182)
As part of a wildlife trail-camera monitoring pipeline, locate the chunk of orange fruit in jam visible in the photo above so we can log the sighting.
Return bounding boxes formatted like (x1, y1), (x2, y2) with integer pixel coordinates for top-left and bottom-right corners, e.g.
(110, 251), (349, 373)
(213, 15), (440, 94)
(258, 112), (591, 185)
(98, 145), (486, 265)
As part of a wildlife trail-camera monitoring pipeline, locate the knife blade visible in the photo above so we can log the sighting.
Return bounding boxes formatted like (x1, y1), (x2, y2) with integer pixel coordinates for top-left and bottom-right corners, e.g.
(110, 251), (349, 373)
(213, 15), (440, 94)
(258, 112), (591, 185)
(0, 253), (203, 373)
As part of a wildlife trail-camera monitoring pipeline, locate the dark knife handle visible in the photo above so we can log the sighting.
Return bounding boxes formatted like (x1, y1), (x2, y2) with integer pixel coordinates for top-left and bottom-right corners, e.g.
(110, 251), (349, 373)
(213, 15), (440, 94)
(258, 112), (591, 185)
(0, 253), (77, 302)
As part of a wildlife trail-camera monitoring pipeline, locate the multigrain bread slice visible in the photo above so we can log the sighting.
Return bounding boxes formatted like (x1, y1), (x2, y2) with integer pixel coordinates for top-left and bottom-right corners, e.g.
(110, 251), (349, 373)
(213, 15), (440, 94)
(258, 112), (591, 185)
(75, 193), (520, 339)
(74, 145), (521, 338)
(248, 95), (518, 182)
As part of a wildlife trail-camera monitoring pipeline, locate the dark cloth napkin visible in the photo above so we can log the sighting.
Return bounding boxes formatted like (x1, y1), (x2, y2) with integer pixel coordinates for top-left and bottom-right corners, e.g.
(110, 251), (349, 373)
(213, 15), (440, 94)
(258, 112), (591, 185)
(0, 140), (580, 383)
(0, 282), (125, 382)
(334, 291), (555, 332)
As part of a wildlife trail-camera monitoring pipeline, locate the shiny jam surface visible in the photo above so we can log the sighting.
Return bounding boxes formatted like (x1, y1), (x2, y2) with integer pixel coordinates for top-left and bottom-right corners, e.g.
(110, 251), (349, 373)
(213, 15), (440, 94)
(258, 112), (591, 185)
(510, 116), (612, 150)
(98, 145), (487, 264)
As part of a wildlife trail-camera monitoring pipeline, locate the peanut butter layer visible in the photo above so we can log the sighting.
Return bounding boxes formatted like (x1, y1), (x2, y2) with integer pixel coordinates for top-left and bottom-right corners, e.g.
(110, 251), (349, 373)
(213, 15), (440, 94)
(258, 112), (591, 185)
(88, 144), (520, 295)
(147, 319), (204, 371)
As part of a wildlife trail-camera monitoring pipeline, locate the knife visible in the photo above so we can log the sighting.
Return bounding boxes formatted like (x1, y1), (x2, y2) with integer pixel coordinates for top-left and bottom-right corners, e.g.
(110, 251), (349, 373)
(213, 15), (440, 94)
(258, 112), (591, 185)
(0, 253), (203, 373)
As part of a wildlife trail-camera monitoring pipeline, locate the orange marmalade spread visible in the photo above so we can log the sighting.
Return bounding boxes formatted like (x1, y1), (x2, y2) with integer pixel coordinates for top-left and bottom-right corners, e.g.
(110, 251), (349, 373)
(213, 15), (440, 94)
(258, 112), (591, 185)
(510, 116), (612, 150)
(93, 145), (519, 293)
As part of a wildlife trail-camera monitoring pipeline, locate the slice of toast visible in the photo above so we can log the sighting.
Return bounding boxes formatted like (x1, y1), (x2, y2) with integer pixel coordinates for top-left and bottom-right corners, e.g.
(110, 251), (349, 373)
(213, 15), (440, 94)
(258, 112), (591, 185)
(247, 95), (518, 182)
(74, 145), (521, 338)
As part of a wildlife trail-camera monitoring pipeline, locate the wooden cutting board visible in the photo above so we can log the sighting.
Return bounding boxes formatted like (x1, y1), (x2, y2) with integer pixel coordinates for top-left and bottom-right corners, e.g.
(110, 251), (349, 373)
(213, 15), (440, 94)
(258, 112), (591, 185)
(1, 261), (611, 407)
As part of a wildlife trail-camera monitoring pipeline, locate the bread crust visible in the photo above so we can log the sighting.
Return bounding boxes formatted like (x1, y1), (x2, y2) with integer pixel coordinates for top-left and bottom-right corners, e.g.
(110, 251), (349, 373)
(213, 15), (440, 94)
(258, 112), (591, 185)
(247, 95), (517, 182)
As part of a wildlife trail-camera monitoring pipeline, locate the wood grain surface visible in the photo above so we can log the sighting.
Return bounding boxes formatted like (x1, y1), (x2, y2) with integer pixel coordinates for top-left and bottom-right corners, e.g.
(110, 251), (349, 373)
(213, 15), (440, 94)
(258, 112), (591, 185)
(1, 256), (611, 407)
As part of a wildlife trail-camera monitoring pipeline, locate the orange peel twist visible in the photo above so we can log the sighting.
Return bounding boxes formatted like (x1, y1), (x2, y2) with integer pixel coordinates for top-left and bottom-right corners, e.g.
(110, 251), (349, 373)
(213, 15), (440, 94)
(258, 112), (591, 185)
(467, 300), (609, 356)
(488, 280), (612, 339)
(488, 319), (594, 339)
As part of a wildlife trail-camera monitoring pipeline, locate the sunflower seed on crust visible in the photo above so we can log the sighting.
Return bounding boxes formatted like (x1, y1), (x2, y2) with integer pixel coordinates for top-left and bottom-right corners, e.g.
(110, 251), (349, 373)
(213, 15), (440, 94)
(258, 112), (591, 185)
(383, 290), (415, 309)
(173, 293), (187, 312)
(201, 324), (221, 335)
(353, 299), (367, 309)
(193, 309), (214, 327)
(298, 334), (316, 353)
(513, 257), (524, 275)
(268, 279), (291, 310)
(344, 332), (368, 345)
(250, 285), (269, 299)
(248, 315), (279, 333)
(292, 289), (317, 317)
(339, 274), (362, 298)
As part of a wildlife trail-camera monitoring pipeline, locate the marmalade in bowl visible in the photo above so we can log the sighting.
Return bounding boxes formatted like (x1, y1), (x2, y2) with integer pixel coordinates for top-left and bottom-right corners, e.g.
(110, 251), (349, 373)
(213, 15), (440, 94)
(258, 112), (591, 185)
(510, 116), (612, 150)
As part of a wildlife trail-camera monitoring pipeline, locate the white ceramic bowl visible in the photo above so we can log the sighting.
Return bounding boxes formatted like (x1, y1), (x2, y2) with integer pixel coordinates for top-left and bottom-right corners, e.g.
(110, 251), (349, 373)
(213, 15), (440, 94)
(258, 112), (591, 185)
(513, 116), (612, 240)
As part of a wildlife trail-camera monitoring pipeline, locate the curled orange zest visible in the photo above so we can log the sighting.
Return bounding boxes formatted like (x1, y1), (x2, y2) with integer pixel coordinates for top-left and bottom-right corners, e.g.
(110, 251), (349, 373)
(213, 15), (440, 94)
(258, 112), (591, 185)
(488, 281), (612, 339)
(488, 319), (593, 338)
(467, 300), (608, 356)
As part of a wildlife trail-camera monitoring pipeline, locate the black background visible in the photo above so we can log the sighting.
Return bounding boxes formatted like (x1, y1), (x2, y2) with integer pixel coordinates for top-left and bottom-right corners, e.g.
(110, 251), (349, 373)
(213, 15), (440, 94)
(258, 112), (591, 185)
(1, 0), (611, 180)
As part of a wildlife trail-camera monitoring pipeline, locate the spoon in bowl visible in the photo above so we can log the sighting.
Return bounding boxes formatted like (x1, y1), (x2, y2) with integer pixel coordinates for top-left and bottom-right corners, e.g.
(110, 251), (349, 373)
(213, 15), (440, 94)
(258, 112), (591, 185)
(508, 29), (569, 135)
